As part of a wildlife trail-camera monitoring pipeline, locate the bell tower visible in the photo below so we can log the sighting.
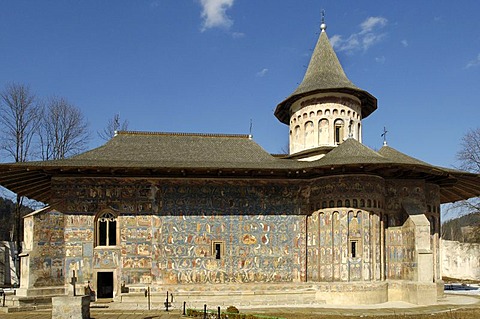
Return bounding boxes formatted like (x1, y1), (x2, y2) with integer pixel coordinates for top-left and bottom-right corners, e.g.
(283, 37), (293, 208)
(275, 17), (377, 160)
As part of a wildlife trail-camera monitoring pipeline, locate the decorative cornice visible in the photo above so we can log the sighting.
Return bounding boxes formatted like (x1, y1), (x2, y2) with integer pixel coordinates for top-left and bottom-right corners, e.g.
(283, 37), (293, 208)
(300, 96), (361, 108)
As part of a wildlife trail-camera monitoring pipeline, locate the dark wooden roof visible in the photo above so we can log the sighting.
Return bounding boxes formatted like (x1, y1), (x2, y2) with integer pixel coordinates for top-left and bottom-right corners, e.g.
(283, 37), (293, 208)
(0, 132), (478, 205)
(275, 30), (377, 124)
(60, 131), (297, 169)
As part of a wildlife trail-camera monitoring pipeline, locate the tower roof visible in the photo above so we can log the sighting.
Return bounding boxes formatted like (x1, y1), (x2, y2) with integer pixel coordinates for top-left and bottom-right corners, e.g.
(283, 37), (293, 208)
(275, 28), (377, 124)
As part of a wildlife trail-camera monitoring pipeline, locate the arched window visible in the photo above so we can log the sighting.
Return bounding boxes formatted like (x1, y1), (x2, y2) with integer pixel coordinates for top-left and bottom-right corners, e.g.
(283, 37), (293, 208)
(334, 119), (344, 144)
(96, 211), (117, 247)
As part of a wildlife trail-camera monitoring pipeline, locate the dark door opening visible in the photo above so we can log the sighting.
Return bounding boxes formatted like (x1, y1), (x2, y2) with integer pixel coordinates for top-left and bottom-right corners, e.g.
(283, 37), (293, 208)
(97, 272), (114, 298)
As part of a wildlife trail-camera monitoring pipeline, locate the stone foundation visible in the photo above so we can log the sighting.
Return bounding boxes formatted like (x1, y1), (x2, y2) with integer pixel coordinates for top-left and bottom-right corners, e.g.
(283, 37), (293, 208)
(388, 281), (439, 305)
(117, 281), (438, 307)
(52, 295), (90, 319)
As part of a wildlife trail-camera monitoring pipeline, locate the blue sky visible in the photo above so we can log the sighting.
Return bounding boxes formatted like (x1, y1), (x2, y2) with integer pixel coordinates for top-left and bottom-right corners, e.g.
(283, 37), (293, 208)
(1, 1), (479, 169)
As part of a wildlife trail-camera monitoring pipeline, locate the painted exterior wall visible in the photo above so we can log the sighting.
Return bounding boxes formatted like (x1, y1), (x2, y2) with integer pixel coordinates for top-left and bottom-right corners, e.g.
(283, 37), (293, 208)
(46, 178), (306, 295)
(23, 212), (65, 289)
(19, 174), (442, 304)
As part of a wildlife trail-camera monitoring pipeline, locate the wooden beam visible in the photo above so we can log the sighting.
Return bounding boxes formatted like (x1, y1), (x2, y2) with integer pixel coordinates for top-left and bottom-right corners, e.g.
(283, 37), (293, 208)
(457, 178), (480, 190)
(0, 170), (40, 179)
(440, 188), (463, 203)
(2, 175), (49, 189)
(24, 188), (51, 203)
(14, 180), (51, 195)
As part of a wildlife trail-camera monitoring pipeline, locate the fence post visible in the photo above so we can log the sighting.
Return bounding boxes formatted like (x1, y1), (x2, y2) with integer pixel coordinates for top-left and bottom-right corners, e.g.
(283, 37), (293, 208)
(203, 304), (207, 319)
(218, 306), (221, 319)
(183, 301), (186, 316)
(165, 291), (169, 311)
(147, 287), (151, 310)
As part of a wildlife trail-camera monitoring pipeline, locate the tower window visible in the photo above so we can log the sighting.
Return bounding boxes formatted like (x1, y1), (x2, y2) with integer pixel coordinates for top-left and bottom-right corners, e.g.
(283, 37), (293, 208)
(334, 119), (344, 144)
(96, 211), (117, 247)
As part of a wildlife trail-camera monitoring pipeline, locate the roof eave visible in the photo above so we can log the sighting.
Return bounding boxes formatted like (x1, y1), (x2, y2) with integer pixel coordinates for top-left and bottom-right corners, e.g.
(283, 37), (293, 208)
(275, 88), (377, 125)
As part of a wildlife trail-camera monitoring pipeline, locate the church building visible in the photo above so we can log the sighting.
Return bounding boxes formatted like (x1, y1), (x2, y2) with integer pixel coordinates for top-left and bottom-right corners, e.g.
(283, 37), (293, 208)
(1, 20), (479, 306)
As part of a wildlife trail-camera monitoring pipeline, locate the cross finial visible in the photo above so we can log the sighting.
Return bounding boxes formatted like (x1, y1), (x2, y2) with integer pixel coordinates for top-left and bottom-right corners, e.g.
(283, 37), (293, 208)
(249, 118), (253, 139)
(320, 9), (327, 32)
(381, 126), (388, 146)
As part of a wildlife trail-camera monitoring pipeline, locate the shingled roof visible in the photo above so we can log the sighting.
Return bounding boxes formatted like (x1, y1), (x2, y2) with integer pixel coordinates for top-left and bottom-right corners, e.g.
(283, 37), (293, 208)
(67, 131), (284, 169)
(275, 29), (377, 124)
(316, 138), (389, 166)
(378, 145), (432, 166)
(7, 131), (301, 170)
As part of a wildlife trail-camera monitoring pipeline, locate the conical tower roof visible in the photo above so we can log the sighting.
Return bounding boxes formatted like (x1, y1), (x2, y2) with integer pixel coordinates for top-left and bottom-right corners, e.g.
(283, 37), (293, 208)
(275, 26), (377, 124)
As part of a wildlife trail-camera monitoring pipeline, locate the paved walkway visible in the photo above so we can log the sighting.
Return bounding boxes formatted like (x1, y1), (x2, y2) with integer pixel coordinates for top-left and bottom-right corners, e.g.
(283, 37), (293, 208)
(1, 309), (183, 319)
(1, 293), (479, 318)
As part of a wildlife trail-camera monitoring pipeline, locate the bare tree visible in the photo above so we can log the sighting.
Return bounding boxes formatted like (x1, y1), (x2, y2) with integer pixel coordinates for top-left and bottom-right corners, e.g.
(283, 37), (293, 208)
(456, 127), (480, 212)
(0, 83), (41, 162)
(0, 82), (42, 284)
(98, 113), (129, 141)
(39, 96), (90, 160)
(457, 128), (480, 174)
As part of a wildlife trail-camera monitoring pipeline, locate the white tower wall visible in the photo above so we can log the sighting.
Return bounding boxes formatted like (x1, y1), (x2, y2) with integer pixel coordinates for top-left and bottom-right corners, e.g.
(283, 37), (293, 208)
(289, 93), (362, 155)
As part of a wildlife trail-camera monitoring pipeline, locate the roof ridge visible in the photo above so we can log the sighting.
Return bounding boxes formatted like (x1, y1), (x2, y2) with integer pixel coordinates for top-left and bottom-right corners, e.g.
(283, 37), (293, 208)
(116, 130), (252, 139)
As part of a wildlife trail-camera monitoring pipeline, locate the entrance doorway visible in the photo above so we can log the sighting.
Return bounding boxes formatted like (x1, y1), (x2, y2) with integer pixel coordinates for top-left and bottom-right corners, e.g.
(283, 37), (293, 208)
(97, 272), (114, 298)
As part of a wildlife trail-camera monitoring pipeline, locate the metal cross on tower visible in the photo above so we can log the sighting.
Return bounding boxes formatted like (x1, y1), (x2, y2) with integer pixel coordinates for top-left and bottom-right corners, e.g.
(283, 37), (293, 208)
(381, 126), (388, 146)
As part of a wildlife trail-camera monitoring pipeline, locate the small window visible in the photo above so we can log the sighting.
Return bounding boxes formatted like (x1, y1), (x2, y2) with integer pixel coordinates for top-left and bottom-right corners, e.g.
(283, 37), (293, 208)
(212, 241), (225, 260)
(350, 240), (358, 258)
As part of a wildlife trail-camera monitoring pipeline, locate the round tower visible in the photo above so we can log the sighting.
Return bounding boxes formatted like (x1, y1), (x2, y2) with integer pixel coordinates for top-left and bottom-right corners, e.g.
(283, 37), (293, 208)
(275, 21), (377, 159)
